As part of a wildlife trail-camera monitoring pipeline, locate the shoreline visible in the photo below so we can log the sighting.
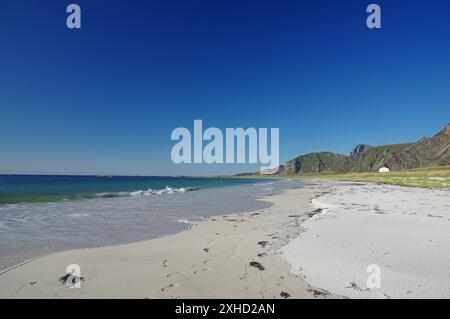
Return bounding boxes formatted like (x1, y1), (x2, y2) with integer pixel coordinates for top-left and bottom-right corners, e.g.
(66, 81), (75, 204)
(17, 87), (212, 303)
(2, 180), (448, 298)
(0, 181), (337, 298)
(0, 179), (286, 273)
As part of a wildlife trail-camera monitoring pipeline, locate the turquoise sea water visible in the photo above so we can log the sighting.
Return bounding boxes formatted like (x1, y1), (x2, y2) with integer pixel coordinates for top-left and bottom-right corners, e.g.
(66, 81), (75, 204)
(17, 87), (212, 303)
(0, 175), (265, 204)
(0, 176), (309, 272)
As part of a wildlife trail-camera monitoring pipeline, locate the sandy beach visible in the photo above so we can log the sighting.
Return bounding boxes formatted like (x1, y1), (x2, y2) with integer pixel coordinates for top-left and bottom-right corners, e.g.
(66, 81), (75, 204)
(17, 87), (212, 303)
(0, 182), (335, 299)
(282, 182), (450, 299)
(1, 180), (449, 299)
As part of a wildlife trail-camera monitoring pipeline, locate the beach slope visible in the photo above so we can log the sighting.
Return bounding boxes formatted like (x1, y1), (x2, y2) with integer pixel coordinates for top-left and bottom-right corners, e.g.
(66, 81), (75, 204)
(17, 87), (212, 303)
(0, 183), (333, 299)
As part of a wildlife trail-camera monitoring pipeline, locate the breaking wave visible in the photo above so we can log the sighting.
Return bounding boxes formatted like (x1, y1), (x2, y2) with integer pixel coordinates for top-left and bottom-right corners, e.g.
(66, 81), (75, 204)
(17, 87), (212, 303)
(96, 186), (199, 198)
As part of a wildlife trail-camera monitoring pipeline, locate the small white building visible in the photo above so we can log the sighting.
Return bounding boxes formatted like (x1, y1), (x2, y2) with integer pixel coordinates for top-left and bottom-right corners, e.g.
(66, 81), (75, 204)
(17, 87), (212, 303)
(378, 167), (390, 173)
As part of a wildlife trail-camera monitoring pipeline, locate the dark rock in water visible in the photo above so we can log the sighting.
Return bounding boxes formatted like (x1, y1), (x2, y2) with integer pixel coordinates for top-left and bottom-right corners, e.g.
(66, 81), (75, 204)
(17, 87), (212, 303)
(249, 261), (265, 271)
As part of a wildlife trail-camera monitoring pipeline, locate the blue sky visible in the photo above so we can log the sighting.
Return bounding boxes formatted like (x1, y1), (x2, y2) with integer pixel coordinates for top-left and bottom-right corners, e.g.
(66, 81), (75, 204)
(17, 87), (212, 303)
(0, 0), (449, 175)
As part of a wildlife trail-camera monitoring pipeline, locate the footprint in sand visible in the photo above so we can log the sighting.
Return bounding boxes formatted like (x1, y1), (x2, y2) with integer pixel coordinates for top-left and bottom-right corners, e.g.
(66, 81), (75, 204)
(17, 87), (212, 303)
(160, 283), (178, 292)
(280, 291), (291, 298)
(193, 268), (211, 275)
(249, 261), (265, 271)
(165, 271), (186, 278)
(257, 241), (270, 248)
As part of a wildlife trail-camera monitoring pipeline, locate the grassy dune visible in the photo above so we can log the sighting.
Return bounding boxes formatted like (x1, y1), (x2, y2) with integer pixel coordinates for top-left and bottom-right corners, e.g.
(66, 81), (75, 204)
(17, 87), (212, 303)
(229, 166), (450, 189)
(278, 166), (450, 189)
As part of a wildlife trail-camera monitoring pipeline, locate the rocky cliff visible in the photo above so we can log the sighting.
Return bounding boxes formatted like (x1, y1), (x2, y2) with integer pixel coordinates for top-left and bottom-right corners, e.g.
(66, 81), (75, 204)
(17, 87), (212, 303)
(284, 124), (450, 174)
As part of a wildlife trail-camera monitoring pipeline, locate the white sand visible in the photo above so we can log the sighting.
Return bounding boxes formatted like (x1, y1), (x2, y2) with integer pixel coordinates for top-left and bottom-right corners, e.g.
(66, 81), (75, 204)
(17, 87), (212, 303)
(0, 183), (336, 299)
(282, 182), (450, 299)
(3, 180), (447, 299)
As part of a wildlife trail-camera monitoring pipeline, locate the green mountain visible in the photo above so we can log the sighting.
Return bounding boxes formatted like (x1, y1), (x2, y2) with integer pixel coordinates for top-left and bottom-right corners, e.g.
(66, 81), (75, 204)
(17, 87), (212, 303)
(283, 124), (450, 174)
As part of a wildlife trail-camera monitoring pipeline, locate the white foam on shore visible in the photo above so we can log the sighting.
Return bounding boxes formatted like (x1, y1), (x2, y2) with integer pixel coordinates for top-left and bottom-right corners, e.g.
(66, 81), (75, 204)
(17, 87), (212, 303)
(282, 182), (450, 299)
(97, 186), (199, 198)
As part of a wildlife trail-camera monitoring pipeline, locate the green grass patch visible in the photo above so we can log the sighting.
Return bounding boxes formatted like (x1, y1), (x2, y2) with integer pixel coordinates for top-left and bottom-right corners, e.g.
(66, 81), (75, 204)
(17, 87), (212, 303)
(227, 166), (450, 189)
(282, 166), (450, 189)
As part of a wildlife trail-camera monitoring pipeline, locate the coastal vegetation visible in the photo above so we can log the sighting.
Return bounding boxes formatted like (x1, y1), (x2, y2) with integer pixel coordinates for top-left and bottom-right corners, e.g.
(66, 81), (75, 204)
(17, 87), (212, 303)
(283, 166), (450, 189)
(231, 166), (450, 189)
(232, 123), (450, 189)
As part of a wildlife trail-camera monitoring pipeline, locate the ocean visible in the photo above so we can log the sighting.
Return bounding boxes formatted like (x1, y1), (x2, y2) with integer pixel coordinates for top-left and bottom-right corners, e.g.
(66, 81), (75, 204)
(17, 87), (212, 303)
(0, 175), (308, 272)
(0, 175), (270, 205)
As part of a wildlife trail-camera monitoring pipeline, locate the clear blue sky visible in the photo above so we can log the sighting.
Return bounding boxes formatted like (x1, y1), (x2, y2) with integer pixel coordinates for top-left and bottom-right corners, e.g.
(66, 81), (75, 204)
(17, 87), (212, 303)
(0, 0), (449, 175)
